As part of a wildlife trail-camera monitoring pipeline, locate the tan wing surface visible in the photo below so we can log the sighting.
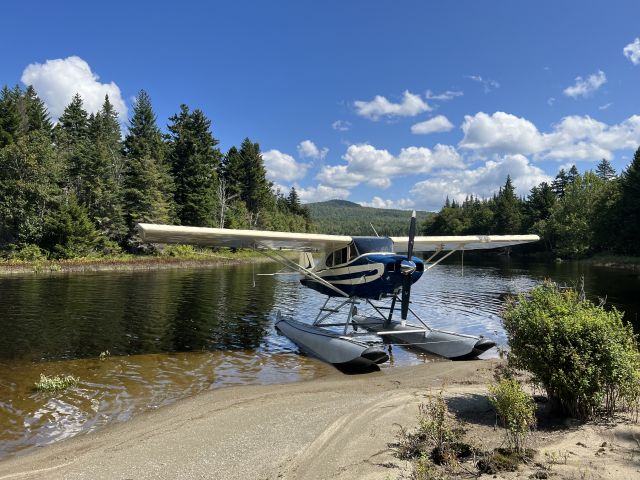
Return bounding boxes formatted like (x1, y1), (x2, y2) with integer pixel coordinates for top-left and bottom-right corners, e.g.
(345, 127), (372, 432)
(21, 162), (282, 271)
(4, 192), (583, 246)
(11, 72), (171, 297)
(136, 223), (352, 252)
(390, 234), (540, 252)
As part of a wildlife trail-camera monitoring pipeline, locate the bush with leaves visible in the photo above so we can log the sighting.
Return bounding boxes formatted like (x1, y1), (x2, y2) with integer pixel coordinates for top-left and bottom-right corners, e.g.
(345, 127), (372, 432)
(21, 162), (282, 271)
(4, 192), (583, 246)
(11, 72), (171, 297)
(503, 281), (640, 420)
(489, 377), (536, 453)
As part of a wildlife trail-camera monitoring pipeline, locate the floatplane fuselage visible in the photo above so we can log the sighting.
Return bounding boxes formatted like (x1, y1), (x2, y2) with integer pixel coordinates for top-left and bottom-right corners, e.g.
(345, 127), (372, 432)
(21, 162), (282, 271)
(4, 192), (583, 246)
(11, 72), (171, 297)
(300, 237), (424, 299)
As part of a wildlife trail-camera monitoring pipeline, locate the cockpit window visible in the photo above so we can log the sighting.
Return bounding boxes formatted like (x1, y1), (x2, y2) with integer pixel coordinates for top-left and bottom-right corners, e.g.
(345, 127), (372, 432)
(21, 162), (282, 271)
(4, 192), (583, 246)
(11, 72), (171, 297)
(352, 237), (394, 253)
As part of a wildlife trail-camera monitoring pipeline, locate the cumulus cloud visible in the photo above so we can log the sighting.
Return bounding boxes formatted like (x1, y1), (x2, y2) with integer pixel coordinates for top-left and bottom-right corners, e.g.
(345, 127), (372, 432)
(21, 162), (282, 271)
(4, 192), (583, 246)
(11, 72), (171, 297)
(297, 184), (350, 203)
(623, 38), (640, 65)
(410, 154), (551, 210)
(466, 75), (500, 93)
(460, 112), (544, 155)
(360, 197), (415, 210)
(317, 143), (464, 190)
(563, 70), (607, 98)
(21, 56), (127, 121)
(297, 140), (328, 160)
(425, 89), (463, 101)
(262, 149), (309, 182)
(459, 111), (640, 161)
(354, 90), (431, 120)
(332, 120), (351, 131)
(411, 115), (454, 135)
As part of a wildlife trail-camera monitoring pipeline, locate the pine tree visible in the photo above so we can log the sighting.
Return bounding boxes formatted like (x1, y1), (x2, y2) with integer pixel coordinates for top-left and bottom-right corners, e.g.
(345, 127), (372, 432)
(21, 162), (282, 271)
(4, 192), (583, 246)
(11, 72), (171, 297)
(87, 95), (126, 242)
(0, 85), (19, 147)
(619, 147), (640, 254)
(123, 90), (174, 238)
(567, 165), (579, 183)
(596, 158), (616, 181)
(167, 104), (221, 227)
(286, 187), (301, 215)
(22, 86), (52, 135)
(238, 138), (273, 226)
(220, 146), (245, 198)
(494, 175), (522, 233)
(552, 169), (568, 197)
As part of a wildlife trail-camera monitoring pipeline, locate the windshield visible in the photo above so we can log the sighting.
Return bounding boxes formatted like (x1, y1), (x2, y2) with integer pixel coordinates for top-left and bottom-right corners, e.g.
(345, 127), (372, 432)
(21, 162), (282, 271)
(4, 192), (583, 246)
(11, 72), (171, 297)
(352, 236), (393, 253)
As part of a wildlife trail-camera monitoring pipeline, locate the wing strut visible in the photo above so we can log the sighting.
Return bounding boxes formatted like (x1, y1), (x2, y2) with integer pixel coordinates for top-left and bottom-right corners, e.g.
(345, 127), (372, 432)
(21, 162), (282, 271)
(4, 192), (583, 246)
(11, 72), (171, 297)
(256, 243), (350, 298)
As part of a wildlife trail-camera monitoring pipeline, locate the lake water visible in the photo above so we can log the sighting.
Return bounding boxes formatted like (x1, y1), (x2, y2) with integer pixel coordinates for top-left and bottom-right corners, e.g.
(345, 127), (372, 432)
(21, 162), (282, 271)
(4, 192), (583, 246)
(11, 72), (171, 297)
(1, 257), (639, 459)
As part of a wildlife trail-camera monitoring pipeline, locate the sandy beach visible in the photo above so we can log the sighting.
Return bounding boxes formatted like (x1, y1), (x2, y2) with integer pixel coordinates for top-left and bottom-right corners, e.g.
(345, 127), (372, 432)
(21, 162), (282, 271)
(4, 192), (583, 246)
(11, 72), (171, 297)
(0, 360), (638, 480)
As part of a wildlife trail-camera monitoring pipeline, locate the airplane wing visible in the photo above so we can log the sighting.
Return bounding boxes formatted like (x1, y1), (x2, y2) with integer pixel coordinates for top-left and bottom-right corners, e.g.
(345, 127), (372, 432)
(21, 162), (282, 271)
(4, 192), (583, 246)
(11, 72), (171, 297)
(136, 223), (352, 252)
(390, 234), (540, 252)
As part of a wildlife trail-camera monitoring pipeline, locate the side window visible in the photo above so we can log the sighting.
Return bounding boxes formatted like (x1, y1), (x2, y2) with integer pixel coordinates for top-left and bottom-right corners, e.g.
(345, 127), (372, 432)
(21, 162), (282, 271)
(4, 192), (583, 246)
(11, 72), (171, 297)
(334, 248), (344, 266)
(348, 244), (358, 261)
(325, 252), (334, 267)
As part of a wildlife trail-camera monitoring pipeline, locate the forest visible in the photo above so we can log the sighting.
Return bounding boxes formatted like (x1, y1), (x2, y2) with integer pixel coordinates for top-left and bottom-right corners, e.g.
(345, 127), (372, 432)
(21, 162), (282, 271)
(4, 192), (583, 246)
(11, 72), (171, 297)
(423, 153), (640, 258)
(0, 85), (311, 260)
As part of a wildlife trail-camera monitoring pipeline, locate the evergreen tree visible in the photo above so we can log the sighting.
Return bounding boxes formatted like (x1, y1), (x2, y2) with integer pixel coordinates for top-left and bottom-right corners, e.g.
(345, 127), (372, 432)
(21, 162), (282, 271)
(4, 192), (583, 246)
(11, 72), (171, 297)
(552, 169), (568, 197)
(596, 158), (616, 181)
(21, 86), (52, 135)
(567, 165), (579, 183)
(220, 146), (245, 199)
(167, 104), (221, 227)
(0, 85), (19, 147)
(286, 187), (301, 214)
(494, 175), (522, 233)
(238, 138), (273, 226)
(122, 90), (174, 237)
(41, 194), (100, 259)
(87, 95), (126, 242)
(619, 147), (640, 255)
(0, 131), (62, 246)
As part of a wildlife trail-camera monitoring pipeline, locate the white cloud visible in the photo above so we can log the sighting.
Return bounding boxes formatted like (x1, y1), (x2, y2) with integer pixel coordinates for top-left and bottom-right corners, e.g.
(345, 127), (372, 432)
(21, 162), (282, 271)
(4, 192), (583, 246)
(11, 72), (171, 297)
(262, 149), (309, 182)
(354, 90), (431, 120)
(360, 197), (415, 210)
(466, 75), (500, 93)
(297, 184), (350, 203)
(411, 154), (551, 210)
(460, 112), (544, 155)
(297, 140), (328, 160)
(563, 70), (606, 98)
(317, 143), (463, 190)
(547, 97), (556, 106)
(21, 56), (127, 121)
(599, 103), (612, 110)
(425, 89), (463, 101)
(411, 115), (454, 135)
(459, 111), (640, 162)
(332, 120), (351, 131)
(623, 38), (640, 65)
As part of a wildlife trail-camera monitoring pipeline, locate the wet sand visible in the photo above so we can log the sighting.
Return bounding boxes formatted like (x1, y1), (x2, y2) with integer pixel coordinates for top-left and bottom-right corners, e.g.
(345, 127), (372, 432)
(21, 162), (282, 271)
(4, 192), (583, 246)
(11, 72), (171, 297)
(0, 360), (638, 479)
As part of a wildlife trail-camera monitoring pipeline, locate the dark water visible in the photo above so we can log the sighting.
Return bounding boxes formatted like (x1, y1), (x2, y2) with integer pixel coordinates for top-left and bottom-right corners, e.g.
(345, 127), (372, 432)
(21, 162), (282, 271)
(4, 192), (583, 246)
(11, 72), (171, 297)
(0, 258), (639, 458)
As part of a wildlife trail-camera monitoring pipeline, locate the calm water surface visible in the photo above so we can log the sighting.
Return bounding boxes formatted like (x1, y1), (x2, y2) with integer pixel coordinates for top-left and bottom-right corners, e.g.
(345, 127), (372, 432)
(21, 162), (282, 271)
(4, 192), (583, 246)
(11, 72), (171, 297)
(0, 257), (639, 458)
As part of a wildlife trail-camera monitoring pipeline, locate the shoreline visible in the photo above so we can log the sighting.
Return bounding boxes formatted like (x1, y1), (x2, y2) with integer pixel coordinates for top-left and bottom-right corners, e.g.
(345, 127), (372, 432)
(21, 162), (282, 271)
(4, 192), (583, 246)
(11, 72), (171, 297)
(0, 251), (269, 275)
(0, 360), (637, 480)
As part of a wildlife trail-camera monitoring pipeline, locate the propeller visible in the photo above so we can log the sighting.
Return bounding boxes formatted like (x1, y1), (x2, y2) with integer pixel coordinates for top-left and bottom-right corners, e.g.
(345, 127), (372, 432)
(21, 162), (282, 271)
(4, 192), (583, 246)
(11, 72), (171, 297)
(400, 210), (417, 321)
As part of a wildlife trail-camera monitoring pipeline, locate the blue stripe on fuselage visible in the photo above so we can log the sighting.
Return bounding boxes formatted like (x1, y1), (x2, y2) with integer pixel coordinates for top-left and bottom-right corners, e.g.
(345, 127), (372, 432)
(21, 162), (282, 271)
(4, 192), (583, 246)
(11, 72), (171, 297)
(300, 253), (424, 299)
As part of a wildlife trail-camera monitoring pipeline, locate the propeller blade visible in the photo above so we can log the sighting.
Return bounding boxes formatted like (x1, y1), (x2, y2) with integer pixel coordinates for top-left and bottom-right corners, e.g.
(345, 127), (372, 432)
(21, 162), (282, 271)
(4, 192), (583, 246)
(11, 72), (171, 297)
(401, 275), (412, 320)
(401, 211), (417, 321)
(407, 210), (416, 259)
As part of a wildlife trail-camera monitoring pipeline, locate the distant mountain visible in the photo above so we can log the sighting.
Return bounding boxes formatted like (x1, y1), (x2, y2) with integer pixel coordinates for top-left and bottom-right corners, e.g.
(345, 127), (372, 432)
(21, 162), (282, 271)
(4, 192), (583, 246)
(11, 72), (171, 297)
(307, 200), (433, 236)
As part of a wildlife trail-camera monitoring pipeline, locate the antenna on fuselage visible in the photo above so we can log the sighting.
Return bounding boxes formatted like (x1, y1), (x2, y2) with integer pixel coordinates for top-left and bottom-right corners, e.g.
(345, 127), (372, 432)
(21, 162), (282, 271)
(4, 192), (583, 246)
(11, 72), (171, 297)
(370, 223), (380, 237)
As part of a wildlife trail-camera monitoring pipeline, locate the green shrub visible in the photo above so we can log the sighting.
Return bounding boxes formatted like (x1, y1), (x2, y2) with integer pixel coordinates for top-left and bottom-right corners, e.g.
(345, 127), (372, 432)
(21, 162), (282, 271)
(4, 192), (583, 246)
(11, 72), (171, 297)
(160, 244), (197, 257)
(11, 243), (48, 261)
(503, 281), (640, 420)
(489, 378), (536, 453)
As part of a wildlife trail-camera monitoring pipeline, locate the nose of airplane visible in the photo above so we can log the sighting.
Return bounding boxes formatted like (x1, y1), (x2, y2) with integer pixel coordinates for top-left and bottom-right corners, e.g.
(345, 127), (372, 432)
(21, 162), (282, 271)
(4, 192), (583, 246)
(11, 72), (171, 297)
(400, 259), (416, 275)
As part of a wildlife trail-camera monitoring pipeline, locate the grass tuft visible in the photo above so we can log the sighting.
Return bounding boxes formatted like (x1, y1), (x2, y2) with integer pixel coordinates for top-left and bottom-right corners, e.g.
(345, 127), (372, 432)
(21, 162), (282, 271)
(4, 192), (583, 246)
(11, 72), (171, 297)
(34, 373), (79, 392)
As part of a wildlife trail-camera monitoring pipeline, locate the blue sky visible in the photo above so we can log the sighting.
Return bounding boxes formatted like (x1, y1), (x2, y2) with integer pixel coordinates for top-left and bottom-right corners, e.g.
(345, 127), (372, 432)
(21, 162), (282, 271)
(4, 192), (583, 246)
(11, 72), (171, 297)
(2, 1), (640, 209)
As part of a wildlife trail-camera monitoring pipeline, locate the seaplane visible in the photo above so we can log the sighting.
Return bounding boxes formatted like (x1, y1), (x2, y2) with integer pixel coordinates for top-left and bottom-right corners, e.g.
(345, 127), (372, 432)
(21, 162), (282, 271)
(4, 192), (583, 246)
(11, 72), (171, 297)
(136, 214), (538, 369)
